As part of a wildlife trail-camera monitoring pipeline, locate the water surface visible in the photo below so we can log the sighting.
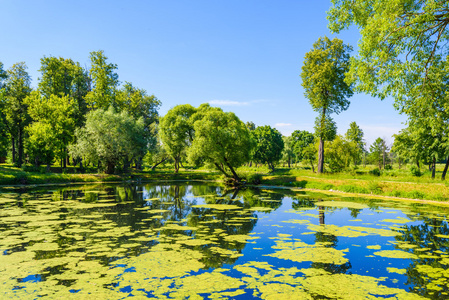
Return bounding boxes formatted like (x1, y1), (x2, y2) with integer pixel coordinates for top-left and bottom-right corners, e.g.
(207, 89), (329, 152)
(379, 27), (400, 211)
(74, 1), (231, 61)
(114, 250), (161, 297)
(0, 182), (448, 299)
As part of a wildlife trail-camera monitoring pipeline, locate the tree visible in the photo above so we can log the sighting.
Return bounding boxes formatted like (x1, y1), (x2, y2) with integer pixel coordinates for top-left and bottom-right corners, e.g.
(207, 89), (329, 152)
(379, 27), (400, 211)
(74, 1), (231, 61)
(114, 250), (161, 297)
(252, 125), (284, 171)
(345, 121), (365, 166)
(25, 92), (77, 168)
(281, 136), (295, 168)
(328, 1), (449, 179)
(70, 107), (147, 174)
(369, 137), (388, 170)
(0, 62), (8, 159)
(159, 104), (197, 173)
(116, 82), (161, 168)
(301, 36), (353, 173)
(328, 0), (449, 102)
(38, 56), (90, 128)
(85, 50), (119, 110)
(188, 108), (252, 184)
(3, 62), (32, 167)
(291, 130), (314, 162)
(325, 135), (359, 172)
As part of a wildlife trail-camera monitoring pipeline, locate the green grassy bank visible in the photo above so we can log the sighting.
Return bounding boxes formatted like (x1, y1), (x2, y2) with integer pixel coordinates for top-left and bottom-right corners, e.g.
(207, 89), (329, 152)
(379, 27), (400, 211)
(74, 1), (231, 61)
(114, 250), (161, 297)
(1, 163), (448, 202)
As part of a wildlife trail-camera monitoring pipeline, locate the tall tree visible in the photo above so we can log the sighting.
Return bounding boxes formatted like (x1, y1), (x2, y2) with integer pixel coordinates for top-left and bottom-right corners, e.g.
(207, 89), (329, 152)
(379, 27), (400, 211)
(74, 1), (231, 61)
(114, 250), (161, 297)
(116, 82), (161, 168)
(4, 62), (32, 167)
(345, 121), (365, 166)
(25, 92), (77, 168)
(38, 56), (90, 127)
(369, 137), (388, 170)
(301, 36), (353, 173)
(188, 108), (252, 185)
(0, 62), (9, 159)
(85, 50), (119, 110)
(252, 125), (284, 172)
(159, 104), (197, 173)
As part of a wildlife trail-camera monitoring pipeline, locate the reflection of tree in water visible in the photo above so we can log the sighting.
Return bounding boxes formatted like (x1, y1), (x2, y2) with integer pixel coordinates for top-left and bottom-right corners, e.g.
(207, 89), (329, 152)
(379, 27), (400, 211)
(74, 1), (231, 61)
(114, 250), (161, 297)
(311, 201), (352, 275)
(395, 216), (449, 299)
(186, 186), (259, 268)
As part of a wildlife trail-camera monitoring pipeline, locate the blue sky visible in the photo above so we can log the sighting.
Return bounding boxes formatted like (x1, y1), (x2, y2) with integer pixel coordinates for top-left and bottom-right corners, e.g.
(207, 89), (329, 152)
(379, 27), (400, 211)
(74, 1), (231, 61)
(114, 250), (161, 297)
(0, 0), (407, 146)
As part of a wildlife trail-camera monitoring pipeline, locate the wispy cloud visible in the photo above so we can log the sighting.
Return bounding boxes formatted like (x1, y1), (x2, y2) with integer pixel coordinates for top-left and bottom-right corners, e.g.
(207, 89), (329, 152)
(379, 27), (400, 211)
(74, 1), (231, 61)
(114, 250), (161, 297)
(208, 99), (271, 107)
(275, 123), (292, 127)
(209, 100), (250, 106)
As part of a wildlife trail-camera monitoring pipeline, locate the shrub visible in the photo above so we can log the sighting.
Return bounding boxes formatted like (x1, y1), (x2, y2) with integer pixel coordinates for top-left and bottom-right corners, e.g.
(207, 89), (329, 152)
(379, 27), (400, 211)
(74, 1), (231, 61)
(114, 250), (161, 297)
(385, 164), (392, 170)
(246, 173), (262, 185)
(369, 168), (381, 176)
(410, 165), (421, 177)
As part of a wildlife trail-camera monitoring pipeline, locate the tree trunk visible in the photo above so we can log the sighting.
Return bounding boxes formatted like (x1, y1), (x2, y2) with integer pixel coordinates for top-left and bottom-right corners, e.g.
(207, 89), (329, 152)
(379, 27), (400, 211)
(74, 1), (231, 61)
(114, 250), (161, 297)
(224, 158), (240, 182)
(151, 157), (168, 171)
(432, 157), (436, 179)
(18, 129), (23, 167)
(105, 161), (115, 174)
(174, 157), (179, 173)
(317, 137), (324, 174)
(442, 156), (449, 180)
(46, 163), (51, 173)
(11, 137), (15, 164)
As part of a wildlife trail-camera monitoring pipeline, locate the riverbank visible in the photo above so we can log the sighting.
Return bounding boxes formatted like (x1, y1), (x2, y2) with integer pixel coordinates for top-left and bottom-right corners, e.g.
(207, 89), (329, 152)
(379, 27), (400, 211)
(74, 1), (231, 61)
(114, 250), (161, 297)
(1, 164), (448, 202)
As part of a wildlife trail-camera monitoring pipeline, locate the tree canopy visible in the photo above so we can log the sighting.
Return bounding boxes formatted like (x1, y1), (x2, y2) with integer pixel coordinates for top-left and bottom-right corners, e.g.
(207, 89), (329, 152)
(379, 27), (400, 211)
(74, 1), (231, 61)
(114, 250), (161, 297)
(251, 125), (284, 171)
(188, 108), (252, 184)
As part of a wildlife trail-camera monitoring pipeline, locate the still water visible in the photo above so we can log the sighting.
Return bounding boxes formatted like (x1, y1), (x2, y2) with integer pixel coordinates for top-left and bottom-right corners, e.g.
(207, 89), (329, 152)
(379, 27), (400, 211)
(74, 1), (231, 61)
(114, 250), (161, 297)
(0, 182), (448, 299)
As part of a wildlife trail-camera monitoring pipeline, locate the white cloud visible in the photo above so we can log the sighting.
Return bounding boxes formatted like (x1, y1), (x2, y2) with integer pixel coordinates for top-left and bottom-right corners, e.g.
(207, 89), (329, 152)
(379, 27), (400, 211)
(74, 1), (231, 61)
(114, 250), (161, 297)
(275, 123), (292, 127)
(208, 100), (250, 106)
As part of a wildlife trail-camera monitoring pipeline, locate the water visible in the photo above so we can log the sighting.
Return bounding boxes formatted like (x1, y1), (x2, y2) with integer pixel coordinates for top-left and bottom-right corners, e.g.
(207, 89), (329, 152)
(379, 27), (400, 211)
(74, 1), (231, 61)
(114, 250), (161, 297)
(0, 182), (448, 299)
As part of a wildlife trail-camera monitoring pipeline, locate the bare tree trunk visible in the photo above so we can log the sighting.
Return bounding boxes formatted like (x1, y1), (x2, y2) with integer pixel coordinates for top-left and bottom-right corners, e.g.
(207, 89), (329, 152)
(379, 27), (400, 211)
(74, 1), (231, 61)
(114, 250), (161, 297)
(151, 157), (168, 171)
(442, 156), (449, 180)
(432, 157), (436, 179)
(318, 137), (324, 174)
(11, 137), (15, 164)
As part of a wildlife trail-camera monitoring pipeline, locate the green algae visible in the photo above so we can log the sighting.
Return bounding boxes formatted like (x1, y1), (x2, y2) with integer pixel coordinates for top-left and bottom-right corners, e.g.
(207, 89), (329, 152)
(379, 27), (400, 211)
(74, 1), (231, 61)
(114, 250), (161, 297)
(266, 239), (349, 265)
(387, 267), (407, 275)
(192, 204), (241, 210)
(314, 200), (369, 209)
(374, 250), (418, 260)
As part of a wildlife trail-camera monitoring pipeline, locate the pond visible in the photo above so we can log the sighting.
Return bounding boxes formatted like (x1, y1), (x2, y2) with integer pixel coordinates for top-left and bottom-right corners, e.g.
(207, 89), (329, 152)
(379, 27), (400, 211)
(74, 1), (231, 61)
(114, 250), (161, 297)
(0, 182), (448, 299)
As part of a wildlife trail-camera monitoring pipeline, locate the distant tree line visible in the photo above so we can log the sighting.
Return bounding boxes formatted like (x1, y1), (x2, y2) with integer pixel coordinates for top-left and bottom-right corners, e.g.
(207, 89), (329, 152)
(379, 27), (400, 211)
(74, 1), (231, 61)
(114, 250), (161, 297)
(0, 51), (160, 173)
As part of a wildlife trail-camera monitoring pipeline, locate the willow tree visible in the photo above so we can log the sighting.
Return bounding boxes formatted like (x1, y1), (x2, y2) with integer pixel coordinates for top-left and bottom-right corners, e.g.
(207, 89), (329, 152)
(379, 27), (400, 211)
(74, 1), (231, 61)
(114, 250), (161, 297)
(301, 37), (353, 173)
(188, 108), (252, 185)
(159, 104), (197, 173)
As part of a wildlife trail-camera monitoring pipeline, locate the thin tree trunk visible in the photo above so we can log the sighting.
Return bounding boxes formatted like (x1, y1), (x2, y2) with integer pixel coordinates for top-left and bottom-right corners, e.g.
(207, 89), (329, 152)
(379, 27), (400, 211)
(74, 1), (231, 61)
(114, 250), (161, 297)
(11, 137), (15, 164)
(18, 129), (23, 167)
(442, 156), (449, 180)
(151, 157), (168, 171)
(318, 137), (324, 174)
(432, 157), (436, 179)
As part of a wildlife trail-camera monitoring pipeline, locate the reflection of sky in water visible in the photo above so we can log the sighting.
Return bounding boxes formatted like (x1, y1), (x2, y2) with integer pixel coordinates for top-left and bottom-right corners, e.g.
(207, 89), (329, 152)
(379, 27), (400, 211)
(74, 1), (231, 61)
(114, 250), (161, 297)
(0, 183), (447, 299)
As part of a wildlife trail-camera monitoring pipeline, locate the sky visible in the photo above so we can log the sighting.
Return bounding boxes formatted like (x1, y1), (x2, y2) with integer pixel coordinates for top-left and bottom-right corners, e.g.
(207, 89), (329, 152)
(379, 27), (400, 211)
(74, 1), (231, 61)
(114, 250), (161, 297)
(0, 0), (407, 146)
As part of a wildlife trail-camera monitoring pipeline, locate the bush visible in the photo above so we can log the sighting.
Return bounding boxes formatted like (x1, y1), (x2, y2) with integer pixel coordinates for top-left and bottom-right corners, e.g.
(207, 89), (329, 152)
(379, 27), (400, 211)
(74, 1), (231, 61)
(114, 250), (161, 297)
(369, 168), (381, 176)
(410, 165), (421, 177)
(246, 173), (262, 185)
(385, 164), (392, 170)
(368, 181), (382, 193)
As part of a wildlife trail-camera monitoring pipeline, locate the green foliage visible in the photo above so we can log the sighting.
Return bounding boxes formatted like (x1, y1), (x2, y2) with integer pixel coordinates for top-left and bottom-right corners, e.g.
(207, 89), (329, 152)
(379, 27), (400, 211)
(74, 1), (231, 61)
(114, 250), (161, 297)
(159, 104), (197, 173)
(301, 36), (353, 173)
(314, 115), (337, 142)
(25, 92), (77, 165)
(369, 137), (387, 170)
(3, 62), (32, 167)
(385, 164), (393, 170)
(291, 130), (314, 161)
(369, 168), (381, 177)
(188, 107), (252, 182)
(37, 56), (90, 127)
(70, 107), (147, 174)
(325, 135), (359, 172)
(85, 50), (119, 110)
(252, 125), (284, 171)
(410, 165), (422, 177)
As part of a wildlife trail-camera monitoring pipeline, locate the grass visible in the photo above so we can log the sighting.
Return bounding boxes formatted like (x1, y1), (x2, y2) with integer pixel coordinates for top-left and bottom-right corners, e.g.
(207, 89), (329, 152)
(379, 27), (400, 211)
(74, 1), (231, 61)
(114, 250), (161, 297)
(1, 162), (448, 202)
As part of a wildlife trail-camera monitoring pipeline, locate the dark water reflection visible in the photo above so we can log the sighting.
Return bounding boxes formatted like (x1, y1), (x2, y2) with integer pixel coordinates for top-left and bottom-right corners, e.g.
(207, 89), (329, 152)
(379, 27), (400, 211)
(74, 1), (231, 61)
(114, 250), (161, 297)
(0, 182), (448, 299)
